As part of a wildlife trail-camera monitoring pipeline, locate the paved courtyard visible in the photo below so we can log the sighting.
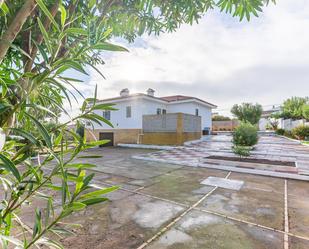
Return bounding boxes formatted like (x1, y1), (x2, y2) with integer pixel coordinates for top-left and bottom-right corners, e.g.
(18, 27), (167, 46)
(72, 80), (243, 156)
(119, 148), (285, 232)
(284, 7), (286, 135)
(133, 135), (309, 180)
(44, 135), (309, 249)
(17, 135), (309, 249)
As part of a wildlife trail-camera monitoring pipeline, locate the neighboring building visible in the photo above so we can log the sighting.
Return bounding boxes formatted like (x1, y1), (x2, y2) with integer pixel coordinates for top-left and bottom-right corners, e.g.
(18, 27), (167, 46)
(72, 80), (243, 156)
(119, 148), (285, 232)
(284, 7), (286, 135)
(259, 105), (282, 131)
(85, 88), (216, 145)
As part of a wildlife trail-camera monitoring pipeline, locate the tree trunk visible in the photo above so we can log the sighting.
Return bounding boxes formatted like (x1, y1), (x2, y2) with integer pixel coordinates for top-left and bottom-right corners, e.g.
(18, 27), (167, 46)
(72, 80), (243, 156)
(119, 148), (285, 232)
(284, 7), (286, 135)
(0, 0), (36, 64)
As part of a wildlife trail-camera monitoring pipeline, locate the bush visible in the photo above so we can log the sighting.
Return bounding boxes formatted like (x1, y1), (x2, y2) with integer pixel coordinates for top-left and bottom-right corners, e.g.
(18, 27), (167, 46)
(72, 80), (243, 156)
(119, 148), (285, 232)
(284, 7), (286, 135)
(284, 130), (293, 138)
(292, 125), (309, 140)
(303, 105), (309, 120)
(232, 122), (258, 146)
(275, 128), (285, 135)
(232, 145), (251, 158)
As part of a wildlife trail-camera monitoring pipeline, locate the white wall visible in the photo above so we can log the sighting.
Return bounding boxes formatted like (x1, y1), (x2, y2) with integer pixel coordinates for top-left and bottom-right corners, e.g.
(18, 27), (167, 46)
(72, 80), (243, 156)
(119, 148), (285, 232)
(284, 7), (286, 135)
(88, 97), (213, 131)
(89, 98), (167, 129)
(167, 102), (212, 130)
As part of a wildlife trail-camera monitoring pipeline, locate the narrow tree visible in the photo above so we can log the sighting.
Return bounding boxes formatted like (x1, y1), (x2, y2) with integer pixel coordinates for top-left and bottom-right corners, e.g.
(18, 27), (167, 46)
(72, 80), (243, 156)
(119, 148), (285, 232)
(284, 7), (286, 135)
(231, 103), (263, 125)
(281, 97), (309, 119)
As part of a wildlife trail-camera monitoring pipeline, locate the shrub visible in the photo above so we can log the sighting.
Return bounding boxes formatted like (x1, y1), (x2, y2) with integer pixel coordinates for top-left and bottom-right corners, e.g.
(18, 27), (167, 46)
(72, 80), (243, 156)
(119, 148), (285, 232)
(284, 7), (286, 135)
(292, 125), (309, 140)
(231, 103), (263, 125)
(303, 105), (309, 120)
(232, 145), (251, 158)
(276, 128), (285, 135)
(232, 122), (258, 146)
(284, 130), (293, 138)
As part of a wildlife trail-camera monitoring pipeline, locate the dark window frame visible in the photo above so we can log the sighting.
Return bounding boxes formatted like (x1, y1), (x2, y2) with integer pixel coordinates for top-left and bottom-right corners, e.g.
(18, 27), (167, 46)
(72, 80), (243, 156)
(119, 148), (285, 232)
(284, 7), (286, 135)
(102, 110), (111, 120)
(126, 106), (132, 118)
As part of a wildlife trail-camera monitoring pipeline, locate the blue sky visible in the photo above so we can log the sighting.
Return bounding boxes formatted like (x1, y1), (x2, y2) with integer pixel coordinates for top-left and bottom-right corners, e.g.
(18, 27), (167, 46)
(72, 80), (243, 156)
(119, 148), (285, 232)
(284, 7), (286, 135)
(64, 0), (309, 119)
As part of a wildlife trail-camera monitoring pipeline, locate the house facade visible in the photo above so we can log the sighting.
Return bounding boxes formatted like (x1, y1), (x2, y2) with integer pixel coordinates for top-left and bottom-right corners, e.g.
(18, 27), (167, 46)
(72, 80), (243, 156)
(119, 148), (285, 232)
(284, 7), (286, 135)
(85, 88), (216, 145)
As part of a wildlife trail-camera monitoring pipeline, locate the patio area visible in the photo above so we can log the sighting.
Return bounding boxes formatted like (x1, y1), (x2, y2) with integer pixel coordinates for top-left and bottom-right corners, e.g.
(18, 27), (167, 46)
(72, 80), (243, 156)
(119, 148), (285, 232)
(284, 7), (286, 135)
(133, 135), (309, 180)
(41, 135), (309, 249)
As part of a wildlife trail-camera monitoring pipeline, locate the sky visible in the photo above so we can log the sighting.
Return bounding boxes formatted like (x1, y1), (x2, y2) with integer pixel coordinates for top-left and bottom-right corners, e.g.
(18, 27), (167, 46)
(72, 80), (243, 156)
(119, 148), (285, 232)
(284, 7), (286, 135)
(65, 0), (309, 119)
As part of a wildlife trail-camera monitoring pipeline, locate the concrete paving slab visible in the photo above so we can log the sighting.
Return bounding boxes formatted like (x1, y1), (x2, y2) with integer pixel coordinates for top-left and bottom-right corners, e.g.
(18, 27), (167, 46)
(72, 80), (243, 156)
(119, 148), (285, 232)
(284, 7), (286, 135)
(201, 176), (244, 190)
(198, 188), (284, 230)
(229, 172), (285, 194)
(60, 193), (185, 249)
(146, 210), (283, 249)
(140, 168), (227, 205)
(289, 236), (309, 249)
(288, 196), (309, 238)
(288, 179), (309, 198)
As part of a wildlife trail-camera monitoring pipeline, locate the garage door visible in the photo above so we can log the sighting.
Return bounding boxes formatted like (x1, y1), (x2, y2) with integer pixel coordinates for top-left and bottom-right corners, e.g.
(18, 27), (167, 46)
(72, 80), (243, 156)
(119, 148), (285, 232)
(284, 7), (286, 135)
(99, 132), (114, 147)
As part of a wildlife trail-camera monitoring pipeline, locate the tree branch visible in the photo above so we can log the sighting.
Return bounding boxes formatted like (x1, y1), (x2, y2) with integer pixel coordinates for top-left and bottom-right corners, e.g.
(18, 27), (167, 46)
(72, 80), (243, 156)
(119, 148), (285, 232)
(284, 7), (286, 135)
(24, 1), (60, 72)
(0, 0), (37, 64)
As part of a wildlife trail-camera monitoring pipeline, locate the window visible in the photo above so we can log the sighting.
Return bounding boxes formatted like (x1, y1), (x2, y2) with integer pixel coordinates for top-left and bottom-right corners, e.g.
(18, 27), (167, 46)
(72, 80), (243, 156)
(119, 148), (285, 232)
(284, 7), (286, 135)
(126, 106), (131, 118)
(102, 110), (111, 120)
(195, 108), (199, 116)
(156, 108), (161, 115)
(162, 109), (167, 114)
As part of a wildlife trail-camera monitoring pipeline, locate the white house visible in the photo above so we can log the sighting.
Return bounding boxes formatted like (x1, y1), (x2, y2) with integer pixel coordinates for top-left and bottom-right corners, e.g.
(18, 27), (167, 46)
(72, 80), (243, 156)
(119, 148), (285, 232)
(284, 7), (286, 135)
(85, 88), (217, 145)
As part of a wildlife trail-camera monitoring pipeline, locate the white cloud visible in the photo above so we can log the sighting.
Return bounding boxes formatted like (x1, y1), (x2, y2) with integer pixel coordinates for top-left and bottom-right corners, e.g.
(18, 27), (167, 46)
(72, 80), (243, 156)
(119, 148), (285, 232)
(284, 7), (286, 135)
(65, 0), (309, 120)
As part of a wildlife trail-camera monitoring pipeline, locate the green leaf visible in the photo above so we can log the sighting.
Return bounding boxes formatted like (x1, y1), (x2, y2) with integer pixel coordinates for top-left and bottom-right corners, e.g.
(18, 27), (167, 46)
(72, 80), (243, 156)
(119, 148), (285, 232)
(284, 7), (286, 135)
(82, 113), (113, 128)
(33, 40), (49, 62)
(0, 102), (12, 114)
(69, 202), (86, 211)
(59, 5), (67, 27)
(92, 42), (129, 52)
(77, 155), (102, 159)
(54, 132), (63, 146)
(26, 103), (57, 117)
(0, 2), (9, 15)
(65, 163), (96, 169)
(25, 113), (52, 148)
(36, 0), (60, 31)
(37, 17), (52, 54)
(75, 170), (86, 193)
(79, 186), (119, 200)
(65, 28), (88, 36)
(10, 128), (39, 145)
(32, 209), (42, 238)
(65, 61), (88, 75)
(92, 103), (117, 111)
(81, 197), (108, 206)
(86, 140), (110, 147)
(0, 154), (21, 181)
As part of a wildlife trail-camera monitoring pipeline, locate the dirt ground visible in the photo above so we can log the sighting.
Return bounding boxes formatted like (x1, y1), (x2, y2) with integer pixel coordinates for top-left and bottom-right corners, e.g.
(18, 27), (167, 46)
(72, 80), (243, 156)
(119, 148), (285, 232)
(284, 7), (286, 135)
(18, 138), (309, 249)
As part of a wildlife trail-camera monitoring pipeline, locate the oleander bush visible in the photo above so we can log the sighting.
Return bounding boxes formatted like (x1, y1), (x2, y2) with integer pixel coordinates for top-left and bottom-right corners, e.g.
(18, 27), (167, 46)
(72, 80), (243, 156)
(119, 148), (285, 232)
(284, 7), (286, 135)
(232, 145), (251, 158)
(232, 122), (259, 147)
(292, 125), (309, 140)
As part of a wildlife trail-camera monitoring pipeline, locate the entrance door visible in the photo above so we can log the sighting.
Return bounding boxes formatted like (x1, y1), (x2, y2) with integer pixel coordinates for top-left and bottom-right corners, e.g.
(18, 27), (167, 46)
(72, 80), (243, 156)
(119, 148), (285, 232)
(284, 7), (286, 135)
(99, 132), (114, 147)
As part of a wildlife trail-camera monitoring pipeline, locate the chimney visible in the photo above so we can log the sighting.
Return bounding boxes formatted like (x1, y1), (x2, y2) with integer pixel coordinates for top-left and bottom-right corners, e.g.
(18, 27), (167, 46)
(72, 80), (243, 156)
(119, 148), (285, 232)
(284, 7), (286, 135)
(120, 88), (129, 97)
(147, 88), (155, 97)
